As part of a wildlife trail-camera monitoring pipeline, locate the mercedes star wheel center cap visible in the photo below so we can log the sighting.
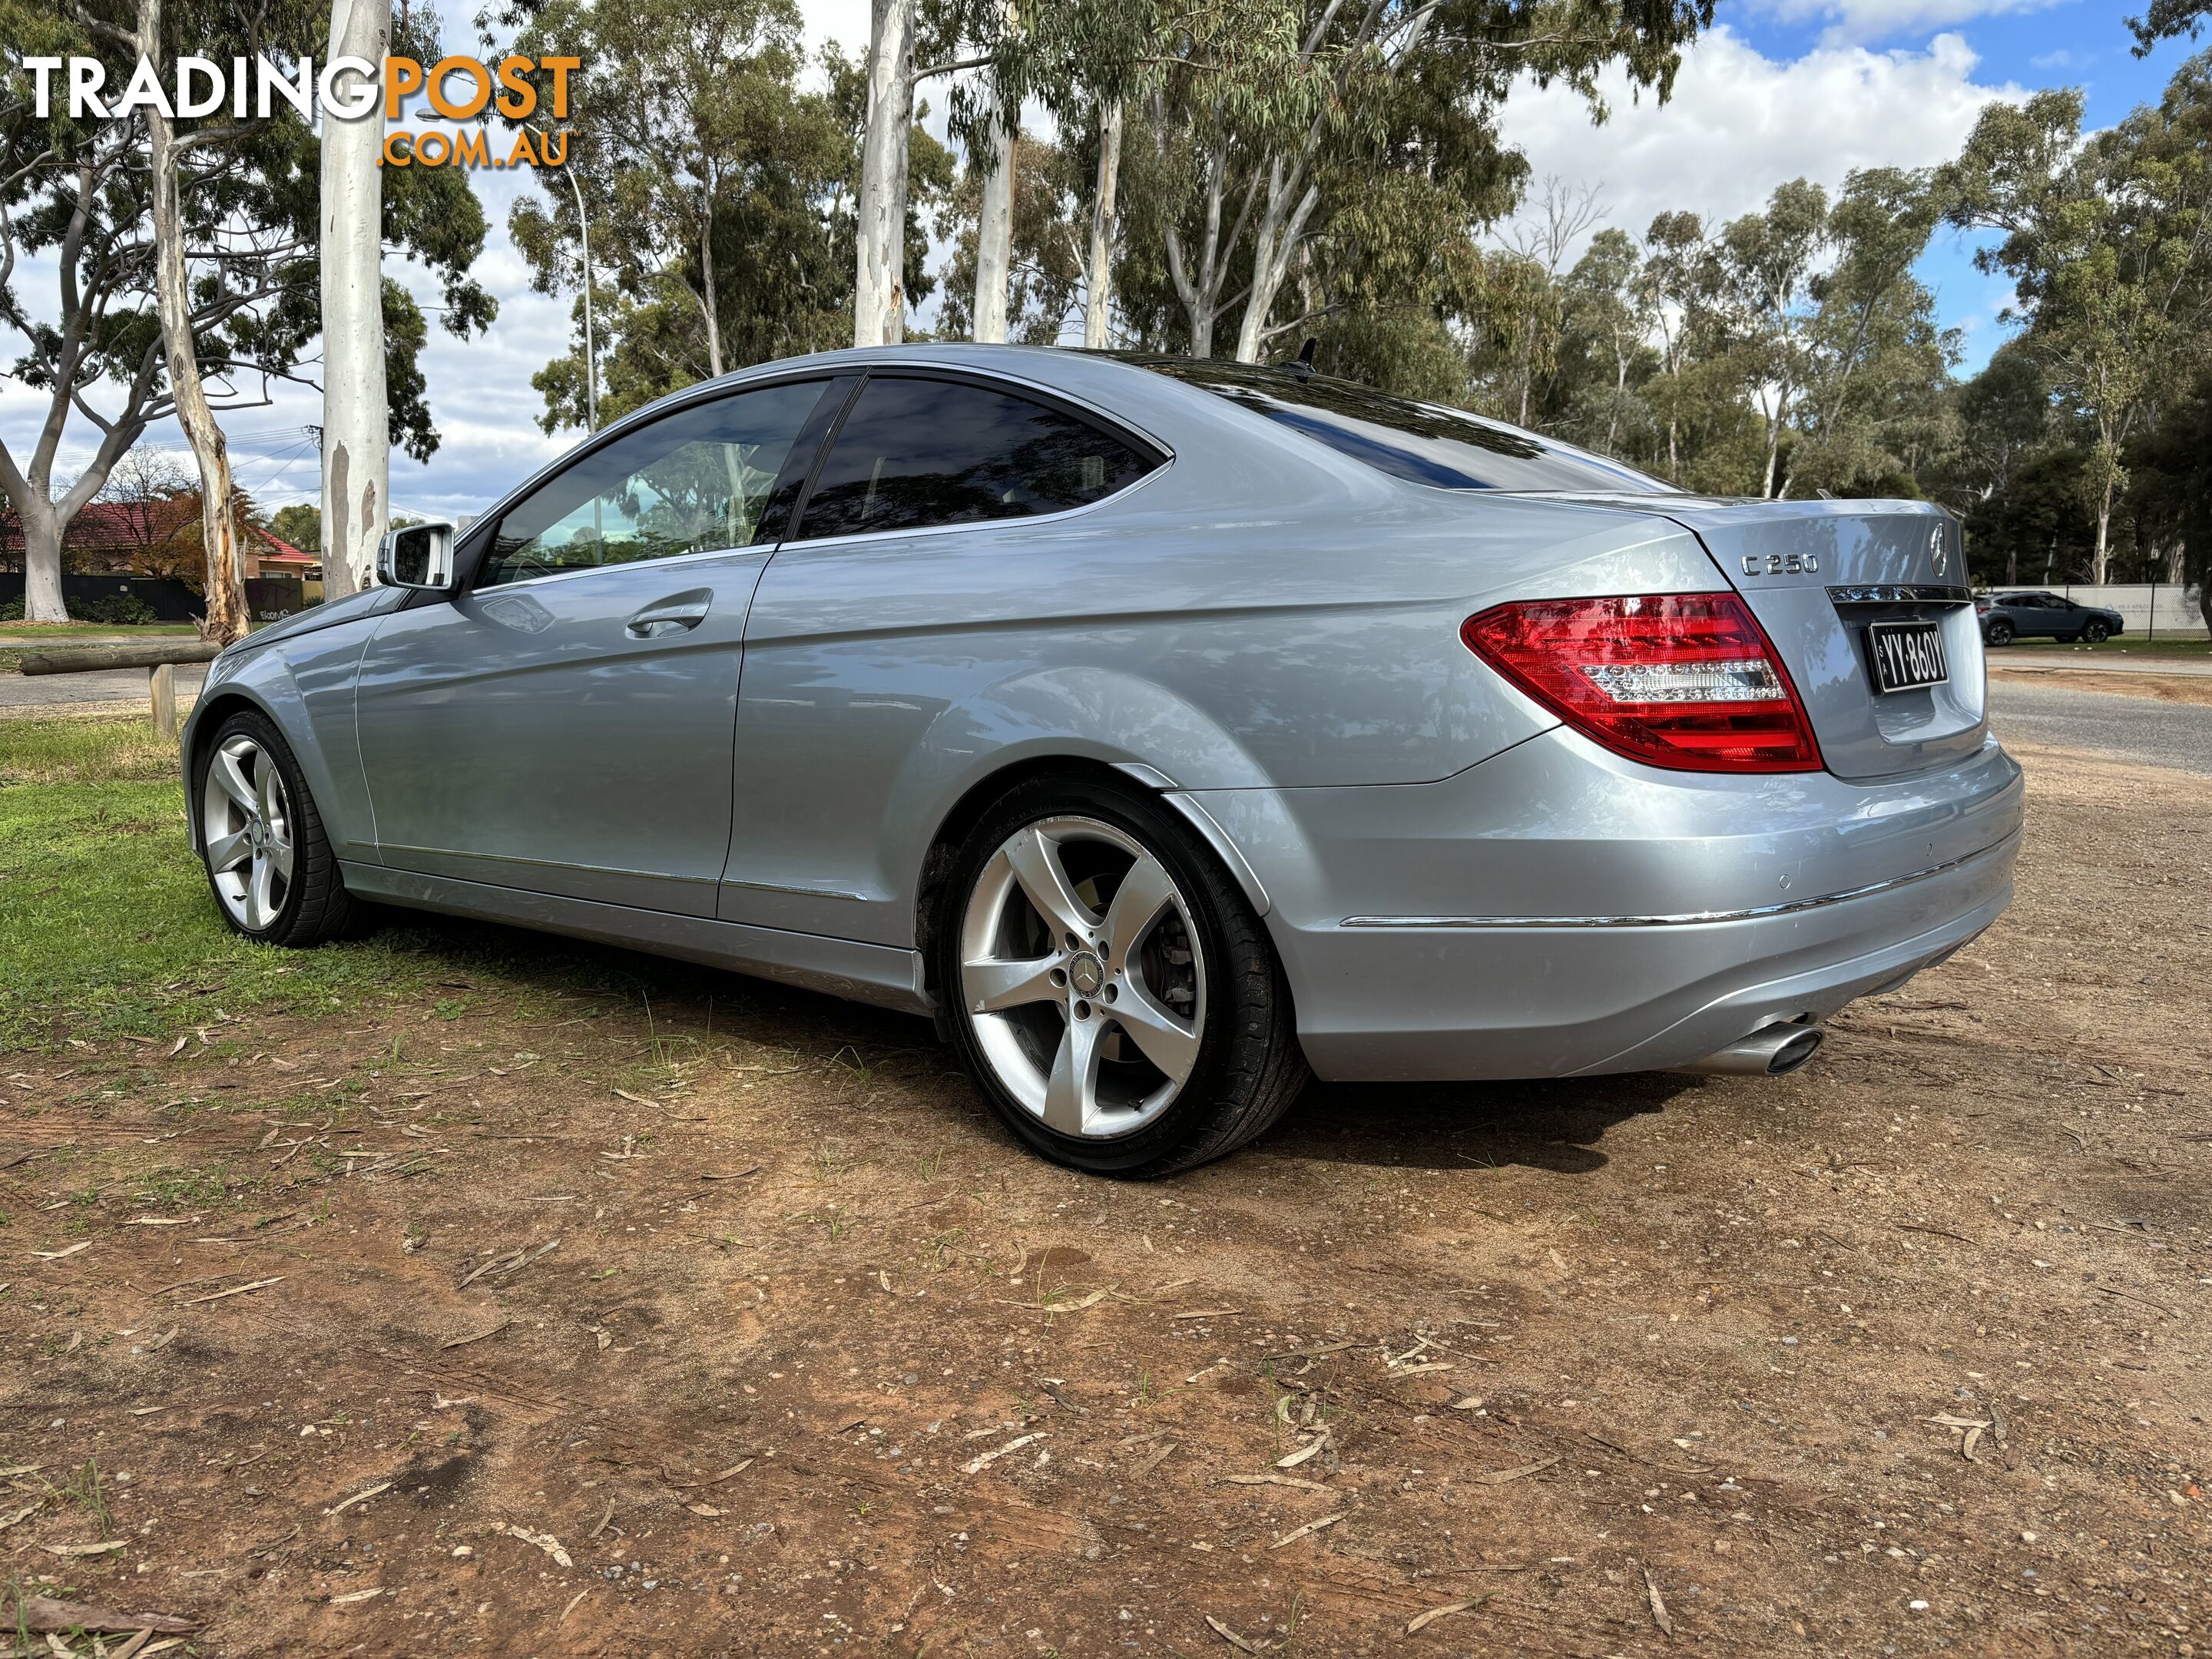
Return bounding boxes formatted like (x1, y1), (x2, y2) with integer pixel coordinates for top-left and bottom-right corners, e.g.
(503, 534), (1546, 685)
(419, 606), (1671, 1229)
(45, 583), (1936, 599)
(1068, 952), (1105, 996)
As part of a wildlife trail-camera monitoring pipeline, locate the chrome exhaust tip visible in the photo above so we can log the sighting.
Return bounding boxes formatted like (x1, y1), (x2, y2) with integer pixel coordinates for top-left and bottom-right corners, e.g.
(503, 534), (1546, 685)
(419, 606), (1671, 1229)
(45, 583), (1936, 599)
(1674, 1024), (1824, 1078)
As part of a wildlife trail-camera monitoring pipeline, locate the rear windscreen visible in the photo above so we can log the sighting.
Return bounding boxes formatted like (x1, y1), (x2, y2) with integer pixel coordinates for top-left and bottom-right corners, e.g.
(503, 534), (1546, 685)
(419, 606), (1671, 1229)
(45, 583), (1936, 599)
(1141, 359), (1676, 495)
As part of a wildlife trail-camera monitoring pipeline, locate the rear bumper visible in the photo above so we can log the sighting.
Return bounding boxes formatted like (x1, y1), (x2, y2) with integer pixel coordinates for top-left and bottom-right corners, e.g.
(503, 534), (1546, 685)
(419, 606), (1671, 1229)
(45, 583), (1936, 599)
(1185, 727), (2024, 1081)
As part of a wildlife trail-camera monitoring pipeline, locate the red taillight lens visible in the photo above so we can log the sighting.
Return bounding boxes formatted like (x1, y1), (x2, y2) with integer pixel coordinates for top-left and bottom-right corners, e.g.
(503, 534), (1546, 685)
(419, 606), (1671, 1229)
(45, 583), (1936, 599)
(1462, 592), (1823, 773)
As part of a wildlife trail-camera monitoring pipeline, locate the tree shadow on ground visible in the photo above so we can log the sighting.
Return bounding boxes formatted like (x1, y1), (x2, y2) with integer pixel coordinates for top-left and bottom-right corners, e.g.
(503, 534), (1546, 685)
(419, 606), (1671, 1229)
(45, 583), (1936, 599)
(1265, 1071), (1705, 1175)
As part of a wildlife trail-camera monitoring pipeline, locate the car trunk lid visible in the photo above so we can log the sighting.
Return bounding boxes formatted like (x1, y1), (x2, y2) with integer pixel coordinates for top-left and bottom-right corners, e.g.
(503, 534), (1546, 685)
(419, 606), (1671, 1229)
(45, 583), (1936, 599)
(1664, 498), (1983, 780)
(1527, 495), (1986, 781)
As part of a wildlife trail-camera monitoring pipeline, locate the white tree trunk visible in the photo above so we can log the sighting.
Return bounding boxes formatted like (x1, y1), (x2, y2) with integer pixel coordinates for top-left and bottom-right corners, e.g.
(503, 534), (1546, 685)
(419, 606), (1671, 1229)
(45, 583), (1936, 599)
(1234, 164), (1318, 363)
(144, 0), (249, 644)
(18, 502), (66, 623)
(320, 0), (389, 601)
(854, 0), (914, 348)
(972, 114), (1016, 343)
(1082, 101), (1122, 350)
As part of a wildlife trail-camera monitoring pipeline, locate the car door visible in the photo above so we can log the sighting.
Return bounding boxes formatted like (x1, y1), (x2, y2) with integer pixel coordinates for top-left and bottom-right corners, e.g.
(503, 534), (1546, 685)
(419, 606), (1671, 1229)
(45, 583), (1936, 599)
(353, 377), (846, 919)
(722, 371), (1164, 944)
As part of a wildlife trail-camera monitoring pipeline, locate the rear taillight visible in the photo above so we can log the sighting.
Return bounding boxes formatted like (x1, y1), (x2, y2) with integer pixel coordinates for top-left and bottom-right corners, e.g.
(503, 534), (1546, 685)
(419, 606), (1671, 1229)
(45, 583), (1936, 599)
(1462, 593), (1822, 773)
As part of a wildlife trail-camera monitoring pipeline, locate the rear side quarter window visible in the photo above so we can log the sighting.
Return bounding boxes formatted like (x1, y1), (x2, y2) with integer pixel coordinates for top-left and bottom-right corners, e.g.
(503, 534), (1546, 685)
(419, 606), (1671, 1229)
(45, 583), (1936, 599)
(794, 375), (1157, 541)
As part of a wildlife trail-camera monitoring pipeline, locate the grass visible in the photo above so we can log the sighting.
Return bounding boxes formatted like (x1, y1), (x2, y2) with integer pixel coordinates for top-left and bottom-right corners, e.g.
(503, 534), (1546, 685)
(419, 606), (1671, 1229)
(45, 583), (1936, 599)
(0, 713), (748, 1055)
(1995, 634), (2211, 658)
(0, 622), (200, 643)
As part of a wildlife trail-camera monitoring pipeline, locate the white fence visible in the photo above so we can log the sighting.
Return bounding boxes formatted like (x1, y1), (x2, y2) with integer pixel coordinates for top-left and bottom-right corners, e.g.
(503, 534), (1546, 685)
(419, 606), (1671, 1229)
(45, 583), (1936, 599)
(2030, 583), (2210, 639)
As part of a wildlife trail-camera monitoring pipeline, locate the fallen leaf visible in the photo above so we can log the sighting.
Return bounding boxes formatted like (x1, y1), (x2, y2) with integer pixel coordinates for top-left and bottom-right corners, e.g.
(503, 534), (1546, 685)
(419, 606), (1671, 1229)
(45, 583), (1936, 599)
(1270, 1512), (1346, 1549)
(1644, 1564), (1674, 1637)
(1274, 1437), (1327, 1470)
(1205, 1614), (1269, 1653)
(440, 1318), (512, 1350)
(962, 1432), (1045, 1475)
(1474, 1456), (1560, 1485)
(40, 1540), (127, 1557)
(329, 1588), (383, 1605)
(1407, 1594), (1489, 1634)
(180, 1275), (284, 1306)
(697, 1167), (760, 1181)
(502, 1523), (573, 1569)
(684, 1502), (724, 1518)
(31, 1241), (91, 1261)
(669, 1460), (753, 1490)
(15, 1597), (197, 1635)
(324, 1482), (392, 1517)
(1217, 1472), (1330, 1492)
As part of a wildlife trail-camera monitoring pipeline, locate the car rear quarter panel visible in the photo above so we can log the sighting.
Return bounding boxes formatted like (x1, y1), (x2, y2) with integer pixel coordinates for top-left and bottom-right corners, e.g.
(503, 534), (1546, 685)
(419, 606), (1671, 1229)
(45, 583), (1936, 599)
(720, 359), (1729, 949)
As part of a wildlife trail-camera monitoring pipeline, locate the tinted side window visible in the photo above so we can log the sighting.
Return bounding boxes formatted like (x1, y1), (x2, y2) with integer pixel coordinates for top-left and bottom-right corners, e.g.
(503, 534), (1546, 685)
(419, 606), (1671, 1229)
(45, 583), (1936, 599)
(481, 379), (830, 589)
(794, 376), (1154, 541)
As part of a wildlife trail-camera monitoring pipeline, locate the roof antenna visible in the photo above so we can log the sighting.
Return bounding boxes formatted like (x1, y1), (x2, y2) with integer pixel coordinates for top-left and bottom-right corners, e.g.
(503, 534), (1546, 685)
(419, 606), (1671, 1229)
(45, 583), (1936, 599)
(1290, 336), (1318, 377)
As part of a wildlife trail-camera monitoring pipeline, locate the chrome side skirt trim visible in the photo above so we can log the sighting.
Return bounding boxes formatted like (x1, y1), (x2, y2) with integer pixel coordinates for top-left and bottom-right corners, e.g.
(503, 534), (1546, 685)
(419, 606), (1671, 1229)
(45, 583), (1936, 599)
(1339, 826), (2020, 931)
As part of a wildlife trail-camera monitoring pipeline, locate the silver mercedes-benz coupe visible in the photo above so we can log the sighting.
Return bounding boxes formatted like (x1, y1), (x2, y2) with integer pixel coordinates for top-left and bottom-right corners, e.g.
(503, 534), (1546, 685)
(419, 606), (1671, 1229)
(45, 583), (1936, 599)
(184, 345), (2022, 1176)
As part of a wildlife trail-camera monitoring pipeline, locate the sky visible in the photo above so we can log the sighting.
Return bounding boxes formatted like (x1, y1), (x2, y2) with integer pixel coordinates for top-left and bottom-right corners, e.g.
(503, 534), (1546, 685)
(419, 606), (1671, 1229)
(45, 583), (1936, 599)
(2, 0), (2204, 528)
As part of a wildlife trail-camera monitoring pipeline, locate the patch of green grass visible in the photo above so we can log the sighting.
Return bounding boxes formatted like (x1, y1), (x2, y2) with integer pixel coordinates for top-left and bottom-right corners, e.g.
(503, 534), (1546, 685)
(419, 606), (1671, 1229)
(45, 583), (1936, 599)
(0, 714), (789, 1053)
(0, 715), (181, 784)
(2000, 634), (2211, 657)
(0, 622), (200, 644)
(0, 759), (440, 1050)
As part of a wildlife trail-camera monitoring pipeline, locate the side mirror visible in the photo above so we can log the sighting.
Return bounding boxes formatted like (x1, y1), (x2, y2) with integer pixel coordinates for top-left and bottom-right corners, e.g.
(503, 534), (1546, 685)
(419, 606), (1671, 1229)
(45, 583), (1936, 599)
(377, 521), (458, 591)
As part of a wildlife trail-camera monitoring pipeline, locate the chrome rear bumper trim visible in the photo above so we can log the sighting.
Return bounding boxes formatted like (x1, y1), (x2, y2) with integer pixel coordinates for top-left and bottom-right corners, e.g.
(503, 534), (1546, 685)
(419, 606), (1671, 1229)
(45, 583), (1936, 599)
(1339, 826), (2020, 930)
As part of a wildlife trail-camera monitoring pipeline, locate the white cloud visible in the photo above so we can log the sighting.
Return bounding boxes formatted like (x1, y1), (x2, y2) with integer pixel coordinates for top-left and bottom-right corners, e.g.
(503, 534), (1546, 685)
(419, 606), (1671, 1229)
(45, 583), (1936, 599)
(1740, 0), (2067, 46)
(1495, 28), (2022, 254)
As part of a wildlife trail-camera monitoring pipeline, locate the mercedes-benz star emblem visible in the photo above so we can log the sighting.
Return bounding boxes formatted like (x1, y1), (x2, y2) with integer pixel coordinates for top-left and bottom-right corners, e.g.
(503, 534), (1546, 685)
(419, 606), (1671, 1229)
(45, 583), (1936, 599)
(1068, 952), (1105, 996)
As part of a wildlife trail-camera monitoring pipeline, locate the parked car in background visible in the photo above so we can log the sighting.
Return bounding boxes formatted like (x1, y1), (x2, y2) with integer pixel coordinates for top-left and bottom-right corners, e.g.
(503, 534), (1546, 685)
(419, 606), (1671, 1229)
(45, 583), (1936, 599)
(1975, 591), (2124, 646)
(180, 346), (2023, 1177)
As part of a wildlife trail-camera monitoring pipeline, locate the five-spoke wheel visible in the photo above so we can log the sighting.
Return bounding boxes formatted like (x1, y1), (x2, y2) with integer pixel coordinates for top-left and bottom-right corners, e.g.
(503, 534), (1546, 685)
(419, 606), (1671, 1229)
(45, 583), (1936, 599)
(937, 775), (1307, 1177)
(202, 731), (296, 932)
(195, 709), (369, 946)
(959, 815), (1207, 1141)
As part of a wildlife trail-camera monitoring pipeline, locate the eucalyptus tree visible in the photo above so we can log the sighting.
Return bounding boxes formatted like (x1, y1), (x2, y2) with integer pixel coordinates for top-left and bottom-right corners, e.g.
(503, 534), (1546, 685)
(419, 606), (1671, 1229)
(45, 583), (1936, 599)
(502, 0), (885, 426)
(320, 0), (386, 601)
(1943, 65), (2212, 581)
(1563, 227), (1653, 453)
(1710, 178), (1829, 498)
(0, 0), (485, 623)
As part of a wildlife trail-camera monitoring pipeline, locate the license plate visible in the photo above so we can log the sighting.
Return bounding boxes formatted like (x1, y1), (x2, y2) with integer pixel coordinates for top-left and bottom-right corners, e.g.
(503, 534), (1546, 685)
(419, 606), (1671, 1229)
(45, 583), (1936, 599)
(1866, 618), (1949, 694)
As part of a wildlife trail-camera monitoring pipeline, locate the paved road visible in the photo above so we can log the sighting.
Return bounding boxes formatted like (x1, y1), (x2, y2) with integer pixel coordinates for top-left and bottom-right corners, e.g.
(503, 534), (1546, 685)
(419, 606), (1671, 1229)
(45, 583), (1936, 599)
(1998, 651), (2212, 677)
(1988, 677), (2212, 777)
(0, 662), (208, 710)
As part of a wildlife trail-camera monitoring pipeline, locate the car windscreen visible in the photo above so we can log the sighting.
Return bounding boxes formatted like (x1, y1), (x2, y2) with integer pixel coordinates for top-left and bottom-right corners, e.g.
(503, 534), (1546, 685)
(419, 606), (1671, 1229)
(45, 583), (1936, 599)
(1137, 359), (1676, 495)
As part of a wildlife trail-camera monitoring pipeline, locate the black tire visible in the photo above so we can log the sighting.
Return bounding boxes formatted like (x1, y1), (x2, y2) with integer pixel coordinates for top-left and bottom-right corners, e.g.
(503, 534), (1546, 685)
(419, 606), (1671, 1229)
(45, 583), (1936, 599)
(1984, 619), (2014, 647)
(197, 708), (375, 947)
(2082, 620), (2111, 644)
(935, 773), (1308, 1178)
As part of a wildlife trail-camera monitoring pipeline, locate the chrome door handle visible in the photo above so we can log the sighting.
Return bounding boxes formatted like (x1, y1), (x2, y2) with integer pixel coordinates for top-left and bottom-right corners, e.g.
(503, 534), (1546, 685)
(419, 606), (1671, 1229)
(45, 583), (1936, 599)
(625, 593), (711, 637)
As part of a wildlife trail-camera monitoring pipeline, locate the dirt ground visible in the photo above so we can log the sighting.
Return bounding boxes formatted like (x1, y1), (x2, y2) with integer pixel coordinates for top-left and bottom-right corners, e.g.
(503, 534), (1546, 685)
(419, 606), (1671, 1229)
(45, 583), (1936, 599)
(1987, 667), (2212, 709)
(4, 743), (2207, 1659)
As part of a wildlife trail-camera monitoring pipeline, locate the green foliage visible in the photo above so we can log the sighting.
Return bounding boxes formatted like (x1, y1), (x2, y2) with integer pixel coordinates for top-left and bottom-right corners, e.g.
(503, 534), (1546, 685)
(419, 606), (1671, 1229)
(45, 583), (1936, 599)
(496, 0), (915, 427)
(267, 504), (321, 555)
(1942, 55), (2212, 577)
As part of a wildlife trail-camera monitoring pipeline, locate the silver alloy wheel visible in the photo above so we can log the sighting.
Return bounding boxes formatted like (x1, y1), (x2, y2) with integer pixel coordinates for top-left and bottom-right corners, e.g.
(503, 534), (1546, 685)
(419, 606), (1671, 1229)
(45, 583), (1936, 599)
(201, 733), (296, 932)
(958, 815), (1207, 1139)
